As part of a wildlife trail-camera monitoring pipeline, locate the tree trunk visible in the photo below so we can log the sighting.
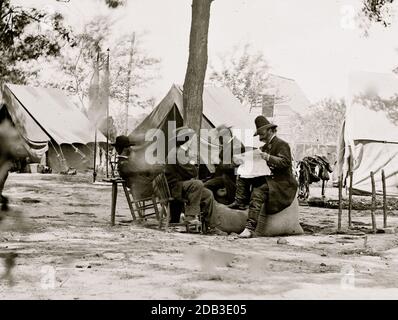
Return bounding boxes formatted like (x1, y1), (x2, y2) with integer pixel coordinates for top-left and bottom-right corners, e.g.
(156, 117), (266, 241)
(182, 0), (212, 133)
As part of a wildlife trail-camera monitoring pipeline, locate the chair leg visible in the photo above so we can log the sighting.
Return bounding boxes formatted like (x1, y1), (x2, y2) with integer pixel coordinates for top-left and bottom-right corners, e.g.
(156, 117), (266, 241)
(134, 201), (144, 220)
(165, 203), (170, 232)
(152, 196), (160, 221)
(159, 204), (165, 229)
(122, 183), (136, 221)
(111, 182), (118, 226)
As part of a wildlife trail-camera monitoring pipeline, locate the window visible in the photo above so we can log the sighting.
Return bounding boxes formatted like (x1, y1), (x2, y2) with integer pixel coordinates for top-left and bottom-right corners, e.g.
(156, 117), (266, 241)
(261, 94), (275, 117)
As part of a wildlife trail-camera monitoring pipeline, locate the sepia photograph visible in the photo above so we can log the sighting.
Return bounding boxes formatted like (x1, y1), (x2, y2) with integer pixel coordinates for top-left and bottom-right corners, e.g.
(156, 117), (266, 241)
(1, 0), (398, 305)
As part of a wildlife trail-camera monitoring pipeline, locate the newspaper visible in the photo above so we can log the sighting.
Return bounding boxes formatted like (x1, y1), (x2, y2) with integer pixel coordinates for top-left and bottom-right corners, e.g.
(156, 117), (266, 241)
(234, 149), (271, 178)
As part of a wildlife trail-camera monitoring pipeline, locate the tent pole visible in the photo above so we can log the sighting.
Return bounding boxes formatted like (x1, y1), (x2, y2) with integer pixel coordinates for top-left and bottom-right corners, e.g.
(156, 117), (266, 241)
(382, 170), (387, 228)
(106, 120), (109, 178)
(348, 171), (353, 228)
(370, 171), (377, 233)
(105, 49), (110, 179)
(93, 129), (97, 183)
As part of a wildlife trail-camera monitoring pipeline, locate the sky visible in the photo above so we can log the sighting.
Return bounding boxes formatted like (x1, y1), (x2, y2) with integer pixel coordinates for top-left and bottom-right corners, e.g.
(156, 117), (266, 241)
(13, 0), (398, 104)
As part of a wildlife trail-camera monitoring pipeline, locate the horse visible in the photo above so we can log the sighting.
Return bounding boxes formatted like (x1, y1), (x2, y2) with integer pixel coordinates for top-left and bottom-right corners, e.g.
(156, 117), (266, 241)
(0, 120), (28, 212)
(0, 120), (28, 284)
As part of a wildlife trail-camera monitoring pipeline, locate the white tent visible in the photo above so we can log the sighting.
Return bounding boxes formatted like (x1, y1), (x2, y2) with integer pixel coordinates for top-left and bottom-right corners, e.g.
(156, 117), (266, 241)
(130, 84), (260, 173)
(0, 83), (106, 172)
(338, 71), (398, 196)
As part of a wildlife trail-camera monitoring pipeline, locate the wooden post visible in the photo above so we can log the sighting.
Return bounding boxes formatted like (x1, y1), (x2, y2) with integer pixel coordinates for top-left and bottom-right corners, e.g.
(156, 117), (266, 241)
(321, 179), (325, 198)
(382, 170), (387, 228)
(111, 181), (118, 226)
(348, 171), (353, 228)
(338, 173), (343, 231)
(370, 171), (377, 233)
(93, 129), (97, 183)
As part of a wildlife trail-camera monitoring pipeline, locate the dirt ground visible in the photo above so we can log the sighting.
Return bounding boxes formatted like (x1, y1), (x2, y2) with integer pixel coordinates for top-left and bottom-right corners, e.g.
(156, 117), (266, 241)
(1, 173), (398, 300)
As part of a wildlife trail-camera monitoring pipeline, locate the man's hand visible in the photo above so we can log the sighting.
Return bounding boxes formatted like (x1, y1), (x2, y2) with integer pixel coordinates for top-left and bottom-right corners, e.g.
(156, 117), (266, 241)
(260, 152), (270, 161)
(232, 155), (243, 165)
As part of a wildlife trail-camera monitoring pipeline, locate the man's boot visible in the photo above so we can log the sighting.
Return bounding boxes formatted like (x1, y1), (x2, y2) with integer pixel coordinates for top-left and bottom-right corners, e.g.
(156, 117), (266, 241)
(238, 228), (253, 238)
(228, 201), (247, 210)
(184, 215), (201, 224)
(184, 215), (201, 233)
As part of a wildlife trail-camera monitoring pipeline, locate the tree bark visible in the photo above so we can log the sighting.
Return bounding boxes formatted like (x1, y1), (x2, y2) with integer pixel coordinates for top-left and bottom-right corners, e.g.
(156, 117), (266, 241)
(183, 0), (212, 133)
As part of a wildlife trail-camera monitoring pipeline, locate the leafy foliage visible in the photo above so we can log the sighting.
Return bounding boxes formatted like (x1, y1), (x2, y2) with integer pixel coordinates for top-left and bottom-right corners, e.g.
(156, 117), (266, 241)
(209, 43), (271, 109)
(361, 0), (395, 27)
(104, 0), (125, 8)
(30, 15), (160, 134)
(299, 98), (346, 145)
(110, 33), (160, 106)
(0, 0), (74, 84)
(354, 93), (398, 125)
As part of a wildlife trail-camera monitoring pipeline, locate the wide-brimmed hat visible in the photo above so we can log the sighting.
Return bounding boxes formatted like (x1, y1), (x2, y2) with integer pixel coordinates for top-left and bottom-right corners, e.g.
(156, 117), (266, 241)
(253, 115), (277, 136)
(111, 135), (132, 149)
(111, 133), (146, 148)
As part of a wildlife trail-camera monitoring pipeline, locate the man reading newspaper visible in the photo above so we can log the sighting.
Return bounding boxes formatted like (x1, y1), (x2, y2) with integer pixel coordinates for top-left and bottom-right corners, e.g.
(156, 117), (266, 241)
(228, 116), (298, 238)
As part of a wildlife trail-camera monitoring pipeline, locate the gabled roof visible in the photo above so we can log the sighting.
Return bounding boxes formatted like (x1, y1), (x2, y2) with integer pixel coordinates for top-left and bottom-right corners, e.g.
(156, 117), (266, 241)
(267, 74), (311, 116)
(131, 84), (259, 147)
(1, 84), (106, 145)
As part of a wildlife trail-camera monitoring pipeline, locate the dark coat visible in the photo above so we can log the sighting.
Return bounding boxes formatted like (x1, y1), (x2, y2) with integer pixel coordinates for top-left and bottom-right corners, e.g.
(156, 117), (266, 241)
(261, 136), (298, 214)
(214, 138), (245, 178)
(165, 146), (198, 199)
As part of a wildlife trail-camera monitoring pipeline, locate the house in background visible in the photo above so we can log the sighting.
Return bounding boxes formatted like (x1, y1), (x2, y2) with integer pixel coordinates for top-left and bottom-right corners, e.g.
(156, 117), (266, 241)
(249, 74), (311, 144)
(248, 74), (336, 162)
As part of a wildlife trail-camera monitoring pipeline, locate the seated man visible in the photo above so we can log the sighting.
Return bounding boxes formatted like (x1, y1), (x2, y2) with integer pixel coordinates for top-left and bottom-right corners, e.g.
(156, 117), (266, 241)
(164, 127), (215, 229)
(204, 125), (245, 205)
(228, 116), (298, 238)
(112, 135), (161, 199)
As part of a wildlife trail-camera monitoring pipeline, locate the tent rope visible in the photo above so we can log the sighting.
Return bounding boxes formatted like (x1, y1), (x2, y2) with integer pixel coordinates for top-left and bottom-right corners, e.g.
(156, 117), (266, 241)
(71, 144), (87, 161)
(49, 140), (68, 170)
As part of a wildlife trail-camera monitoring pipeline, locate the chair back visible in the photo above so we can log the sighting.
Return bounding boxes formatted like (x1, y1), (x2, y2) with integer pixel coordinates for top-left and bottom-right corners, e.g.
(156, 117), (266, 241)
(152, 173), (172, 204)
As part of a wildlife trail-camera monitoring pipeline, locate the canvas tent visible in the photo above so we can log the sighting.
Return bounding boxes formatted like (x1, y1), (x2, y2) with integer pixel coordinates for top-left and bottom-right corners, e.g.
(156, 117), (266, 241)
(337, 71), (398, 196)
(130, 84), (259, 173)
(0, 83), (106, 172)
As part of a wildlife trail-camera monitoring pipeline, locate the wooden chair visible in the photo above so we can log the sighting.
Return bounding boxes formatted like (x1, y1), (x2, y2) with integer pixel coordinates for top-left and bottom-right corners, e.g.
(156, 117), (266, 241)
(126, 184), (160, 223)
(152, 173), (202, 233)
(152, 173), (176, 231)
(104, 177), (160, 226)
(107, 154), (160, 224)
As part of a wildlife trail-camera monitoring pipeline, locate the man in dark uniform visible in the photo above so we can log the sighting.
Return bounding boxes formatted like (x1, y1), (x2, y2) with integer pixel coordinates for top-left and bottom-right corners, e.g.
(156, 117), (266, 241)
(112, 134), (162, 200)
(232, 116), (298, 238)
(204, 125), (245, 204)
(164, 127), (215, 228)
